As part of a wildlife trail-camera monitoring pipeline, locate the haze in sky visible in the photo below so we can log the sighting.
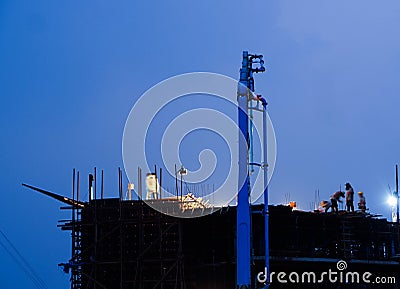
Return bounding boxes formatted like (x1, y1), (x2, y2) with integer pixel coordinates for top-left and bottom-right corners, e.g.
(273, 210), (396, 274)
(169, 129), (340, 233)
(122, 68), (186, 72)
(1, 1), (400, 288)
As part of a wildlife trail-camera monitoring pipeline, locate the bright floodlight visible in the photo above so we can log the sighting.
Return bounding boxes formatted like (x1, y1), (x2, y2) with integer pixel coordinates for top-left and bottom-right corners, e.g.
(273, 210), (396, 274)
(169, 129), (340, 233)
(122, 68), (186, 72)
(387, 195), (397, 207)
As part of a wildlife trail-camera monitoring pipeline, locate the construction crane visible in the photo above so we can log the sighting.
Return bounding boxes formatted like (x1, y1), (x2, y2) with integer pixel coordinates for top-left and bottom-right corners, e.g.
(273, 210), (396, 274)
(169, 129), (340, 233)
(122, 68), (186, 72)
(237, 51), (268, 289)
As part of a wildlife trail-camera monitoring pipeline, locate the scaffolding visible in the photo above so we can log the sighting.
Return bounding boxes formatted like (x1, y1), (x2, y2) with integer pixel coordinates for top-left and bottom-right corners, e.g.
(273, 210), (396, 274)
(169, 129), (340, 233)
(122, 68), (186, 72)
(59, 198), (186, 289)
(57, 199), (400, 289)
(24, 171), (400, 289)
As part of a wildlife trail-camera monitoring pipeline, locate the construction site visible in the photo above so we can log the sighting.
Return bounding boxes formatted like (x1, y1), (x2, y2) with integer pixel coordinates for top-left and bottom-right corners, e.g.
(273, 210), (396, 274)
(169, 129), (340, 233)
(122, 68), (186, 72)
(24, 177), (400, 289)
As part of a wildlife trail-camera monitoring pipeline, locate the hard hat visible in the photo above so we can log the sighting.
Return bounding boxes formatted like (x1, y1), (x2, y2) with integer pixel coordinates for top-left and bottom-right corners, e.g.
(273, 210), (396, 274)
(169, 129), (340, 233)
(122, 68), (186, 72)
(358, 191), (363, 195)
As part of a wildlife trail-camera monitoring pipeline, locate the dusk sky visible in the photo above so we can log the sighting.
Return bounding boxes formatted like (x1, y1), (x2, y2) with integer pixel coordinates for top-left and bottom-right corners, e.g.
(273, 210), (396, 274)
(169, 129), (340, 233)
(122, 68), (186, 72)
(1, 1), (400, 288)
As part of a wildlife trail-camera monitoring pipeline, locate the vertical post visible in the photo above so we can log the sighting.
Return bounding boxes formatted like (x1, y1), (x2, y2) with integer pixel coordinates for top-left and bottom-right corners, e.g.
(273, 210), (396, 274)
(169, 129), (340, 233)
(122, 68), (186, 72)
(180, 170), (183, 199)
(120, 168), (123, 200)
(72, 168), (76, 202)
(396, 164), (399, 223)
(249, 109), (254, 174)
(94, 170), (98, 289)
(160, 167), (163, 199)
(77, 171), (80, 202)
(118, 168), (121, 200)
(175, 164), (178, 199)
(155, 165), (158, 199)
(94, 167), (97, 200)
(397, 165), (400, 256)
(71, 168), (76, 289)
(119, 171), (123, 289)
(139, 167), (142, 200)
(262, 100), (270, 288)
(237, 51), (251, 289)
(118, 168), (120, 199)
(101, 170), (104, 199)
(138, 167), (142, 200)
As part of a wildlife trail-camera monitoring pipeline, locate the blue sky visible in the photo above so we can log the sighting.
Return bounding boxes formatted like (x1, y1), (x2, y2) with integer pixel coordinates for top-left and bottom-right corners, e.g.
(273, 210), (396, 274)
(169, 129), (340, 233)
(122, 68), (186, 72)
(1, 0), (400, 288)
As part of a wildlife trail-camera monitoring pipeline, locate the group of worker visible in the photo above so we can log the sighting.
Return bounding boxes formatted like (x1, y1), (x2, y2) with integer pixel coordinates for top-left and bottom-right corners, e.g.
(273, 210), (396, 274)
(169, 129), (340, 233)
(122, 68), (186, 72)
(320, 182), (367, 213)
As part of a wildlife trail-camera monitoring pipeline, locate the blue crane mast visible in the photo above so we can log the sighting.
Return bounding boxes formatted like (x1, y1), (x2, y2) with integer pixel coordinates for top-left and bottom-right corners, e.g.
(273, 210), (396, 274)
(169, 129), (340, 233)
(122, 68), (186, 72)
(236, 51), (268, 289)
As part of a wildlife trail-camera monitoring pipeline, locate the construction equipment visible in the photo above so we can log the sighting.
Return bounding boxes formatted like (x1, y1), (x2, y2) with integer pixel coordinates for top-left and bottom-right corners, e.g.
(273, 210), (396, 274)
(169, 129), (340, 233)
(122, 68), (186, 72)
(237, 51), (267, 289)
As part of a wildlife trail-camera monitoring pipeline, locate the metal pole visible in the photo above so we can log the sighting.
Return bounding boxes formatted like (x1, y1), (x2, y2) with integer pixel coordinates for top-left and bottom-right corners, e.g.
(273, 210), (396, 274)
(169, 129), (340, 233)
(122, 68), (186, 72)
(94, 167), (97, 200)
(71, 168), (75, 277)
(118, 168), (122, 200)
(138, 167), (140, 200)
(72, 168), (76, 289)
(160, 167), (163, 199)
(101, 170), (104, 199)
(249, 109), (254, 174)
(236, 50), (266, 289)
(155, 165), (158, 199)
(138, 167), (142, 200)
(175, 164), (178, 199)
(120, 168), (123, 200)
(77, 171), (80, 202)
(94, 169), (98, 289)
(396, 164), (399, 223)
(139, 167), (142, 200)
(180, 171), (183, 199)
(237, 51), (251, 289)
(72, 169), (76, 203)
(262, 100), (270, 288)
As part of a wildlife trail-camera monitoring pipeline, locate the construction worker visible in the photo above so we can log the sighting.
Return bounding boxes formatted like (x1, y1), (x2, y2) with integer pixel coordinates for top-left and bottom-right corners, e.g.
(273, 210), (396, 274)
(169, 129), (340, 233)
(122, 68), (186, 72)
(358, 191), (367, 213)
(330, 191), (345, 213)
(345, 182), (355, 212)
(320, 200), (331, 213)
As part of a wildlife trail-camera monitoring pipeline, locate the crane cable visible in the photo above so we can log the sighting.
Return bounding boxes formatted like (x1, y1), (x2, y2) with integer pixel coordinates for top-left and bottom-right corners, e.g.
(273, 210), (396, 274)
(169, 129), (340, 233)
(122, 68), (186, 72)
(0, 229), (48, 289)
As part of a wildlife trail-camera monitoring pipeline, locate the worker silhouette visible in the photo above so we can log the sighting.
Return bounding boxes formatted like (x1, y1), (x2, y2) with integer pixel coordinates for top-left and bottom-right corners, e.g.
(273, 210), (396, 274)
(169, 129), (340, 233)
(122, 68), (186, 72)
(330, 191), (345, 213)
(320, 200), (331, 212)
(358, 191), (367, 213)
(345, 182), (355, 212)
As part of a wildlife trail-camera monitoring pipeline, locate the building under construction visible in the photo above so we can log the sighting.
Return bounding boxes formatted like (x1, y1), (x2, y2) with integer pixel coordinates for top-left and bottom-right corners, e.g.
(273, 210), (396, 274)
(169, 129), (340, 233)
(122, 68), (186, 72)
(24, 178), (400, 289)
